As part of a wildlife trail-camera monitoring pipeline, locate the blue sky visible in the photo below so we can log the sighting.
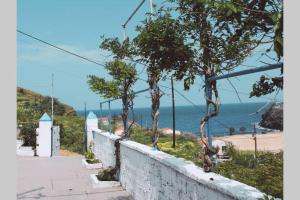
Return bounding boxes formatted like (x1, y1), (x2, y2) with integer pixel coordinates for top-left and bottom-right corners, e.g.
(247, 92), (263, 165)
(17, 0), (283, 111)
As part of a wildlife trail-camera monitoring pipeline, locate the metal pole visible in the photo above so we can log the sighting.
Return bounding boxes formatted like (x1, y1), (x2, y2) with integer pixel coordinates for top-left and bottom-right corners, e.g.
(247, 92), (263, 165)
(99, 103), (103, 129)
(108, 101), (112, 135)
(123, 26), (127, 40)
(50, 73), (54, 156)
(150, 0), (154, 15)
(254, 135), (257, 158)
(51, 73), (54, 126)
(206, 63), (282, 82)
(122, 0), (146, 29)
(171, 77), (176, 148)
(253, 123), (257, 159)
(84, 102), (87, 152)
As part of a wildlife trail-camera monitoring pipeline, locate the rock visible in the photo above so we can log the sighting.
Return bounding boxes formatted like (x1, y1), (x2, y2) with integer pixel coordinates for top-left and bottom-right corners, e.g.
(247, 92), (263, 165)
(259, 102), (283, 131)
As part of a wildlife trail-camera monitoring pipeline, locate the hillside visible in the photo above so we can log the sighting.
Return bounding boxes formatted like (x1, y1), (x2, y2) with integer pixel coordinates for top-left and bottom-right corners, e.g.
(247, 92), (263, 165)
(17, 87), (76, 124)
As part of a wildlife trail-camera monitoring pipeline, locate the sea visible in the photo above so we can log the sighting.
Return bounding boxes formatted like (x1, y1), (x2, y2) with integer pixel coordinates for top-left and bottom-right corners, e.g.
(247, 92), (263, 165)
(77, 102), (274, 137)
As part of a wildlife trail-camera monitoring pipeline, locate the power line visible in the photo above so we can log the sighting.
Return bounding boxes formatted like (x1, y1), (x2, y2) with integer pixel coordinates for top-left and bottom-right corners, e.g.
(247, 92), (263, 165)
(17, 30), (275, 131)
(17, 29), (149, 84)
(17, 29), (106, 67)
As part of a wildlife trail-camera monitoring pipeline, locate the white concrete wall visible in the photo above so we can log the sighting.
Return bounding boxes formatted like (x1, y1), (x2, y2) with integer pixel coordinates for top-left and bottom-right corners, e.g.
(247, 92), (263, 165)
(93, 132), (266, 200)
(87, 118), (98, 148)
(37, 121), (52, 157)
(92, 130), (121, 168)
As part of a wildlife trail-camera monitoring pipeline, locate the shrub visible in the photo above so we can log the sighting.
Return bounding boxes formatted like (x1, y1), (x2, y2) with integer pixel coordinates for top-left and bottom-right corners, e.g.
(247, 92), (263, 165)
(55, 116), (85, 154)
(19, 123), (38, 147)
(239, 126), (246, 133)
(229, 127), (235, 135)
(97, 167), (117, 181)
(84, 150), (99, 164)
(214, 145), (283, 199)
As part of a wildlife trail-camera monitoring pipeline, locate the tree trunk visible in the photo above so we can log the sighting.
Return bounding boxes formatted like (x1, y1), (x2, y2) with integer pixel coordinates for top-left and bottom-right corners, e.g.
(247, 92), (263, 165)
(195, 3), (220, 172)
(122, 92), (129, 137)
(149, 74), (161, 149)
(151, 91), (160, 147)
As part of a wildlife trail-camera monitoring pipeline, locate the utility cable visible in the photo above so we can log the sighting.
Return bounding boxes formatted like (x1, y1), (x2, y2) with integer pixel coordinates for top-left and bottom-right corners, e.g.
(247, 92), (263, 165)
(17, 29), (106, 67)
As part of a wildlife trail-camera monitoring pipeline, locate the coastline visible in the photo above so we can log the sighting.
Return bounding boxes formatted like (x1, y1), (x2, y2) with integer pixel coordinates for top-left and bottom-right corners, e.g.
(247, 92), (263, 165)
(214, 131), (283, 153)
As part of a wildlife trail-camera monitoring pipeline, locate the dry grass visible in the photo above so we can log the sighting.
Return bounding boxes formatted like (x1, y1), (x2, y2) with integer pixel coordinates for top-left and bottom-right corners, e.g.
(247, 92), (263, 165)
(59, 149), (82, 156)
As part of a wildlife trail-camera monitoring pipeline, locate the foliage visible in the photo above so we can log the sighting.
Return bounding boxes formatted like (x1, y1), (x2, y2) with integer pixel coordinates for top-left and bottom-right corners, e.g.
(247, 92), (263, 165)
(129, 126), (282, 198)
(17, 87), (77, 118)
(84, 150), (99, 164)
(250, 75), (283, 98)
(17, 87), (82, 154)
(229, 127), (235, 135)
(129, 126), (203, 166)
(168, 0), (259, 88)
(97, 167), (117, 181)
(55, 116), (85, 154)
(19, 123), (38, 147)
(17, 107), (40, 125)
(133, 9), (194, 147)
(134, 10), (194, 80)
(100, 37), (135, 60)
(272, 10), (283, 60)
(214, 145), (283, 199)
(88, 38), (137, 136)
(166, 0), (283, 100)
(239, 126), (246, 132)
(87, 59), (137, 99)
(38, 96), (66, 116)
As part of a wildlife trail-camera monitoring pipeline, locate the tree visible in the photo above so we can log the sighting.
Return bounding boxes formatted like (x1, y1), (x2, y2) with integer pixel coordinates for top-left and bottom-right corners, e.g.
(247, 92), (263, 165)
(19, 122), (38, 147)
(87, 58), (137, 138)
(247, 1), (283, 98)
(166, 0), (283, 172)
(39, 97), (66, 116)
(239, 126), (246, 133)
(133, 10), (194, 149)
(229, 127), (235, 136)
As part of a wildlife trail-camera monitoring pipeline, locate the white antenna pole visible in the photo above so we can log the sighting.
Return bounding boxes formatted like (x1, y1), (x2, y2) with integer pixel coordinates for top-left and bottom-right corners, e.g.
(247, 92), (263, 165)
(150, 0), (154, 15)
(51, 73), (54, 126)
(123, 26), (127, 41)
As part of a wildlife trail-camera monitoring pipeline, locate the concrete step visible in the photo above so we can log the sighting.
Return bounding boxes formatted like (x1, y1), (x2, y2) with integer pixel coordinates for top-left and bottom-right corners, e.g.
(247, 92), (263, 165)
(17, 146), (34, 157)
(16, 140), (24, 149)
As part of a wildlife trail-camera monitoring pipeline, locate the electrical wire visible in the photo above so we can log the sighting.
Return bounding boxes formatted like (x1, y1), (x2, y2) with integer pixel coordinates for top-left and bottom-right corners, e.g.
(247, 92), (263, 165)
(18, 30), (278, 131)
(17, 30), (106, 67)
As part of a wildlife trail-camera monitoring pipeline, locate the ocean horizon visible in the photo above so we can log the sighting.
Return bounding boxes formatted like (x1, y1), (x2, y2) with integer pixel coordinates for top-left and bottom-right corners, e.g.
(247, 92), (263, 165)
(77, 102), (275, 137)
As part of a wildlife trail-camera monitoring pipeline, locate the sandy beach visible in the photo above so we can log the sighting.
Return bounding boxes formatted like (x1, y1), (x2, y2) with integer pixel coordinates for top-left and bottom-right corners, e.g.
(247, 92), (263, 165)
(214, 131), (283, 153)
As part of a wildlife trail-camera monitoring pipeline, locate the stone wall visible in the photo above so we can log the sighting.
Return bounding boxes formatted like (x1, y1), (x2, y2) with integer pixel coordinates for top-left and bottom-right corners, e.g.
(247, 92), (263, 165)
(92, 131), (265, 200)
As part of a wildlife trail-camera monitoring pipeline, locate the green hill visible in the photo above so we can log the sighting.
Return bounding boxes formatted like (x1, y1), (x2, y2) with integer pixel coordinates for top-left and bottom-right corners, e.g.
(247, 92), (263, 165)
(17, 87), (85, 154)
(17, 87), (76, 125)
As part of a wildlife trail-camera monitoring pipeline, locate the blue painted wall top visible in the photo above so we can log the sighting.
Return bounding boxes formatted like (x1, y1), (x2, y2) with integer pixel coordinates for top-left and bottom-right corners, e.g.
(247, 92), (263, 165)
(40, 113), (52, 121)
(87, 111), (97, 119)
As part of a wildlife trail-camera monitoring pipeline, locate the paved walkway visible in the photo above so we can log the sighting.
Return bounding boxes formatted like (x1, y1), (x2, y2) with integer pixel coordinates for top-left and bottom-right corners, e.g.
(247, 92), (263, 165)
(17, 155), (132, 200)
